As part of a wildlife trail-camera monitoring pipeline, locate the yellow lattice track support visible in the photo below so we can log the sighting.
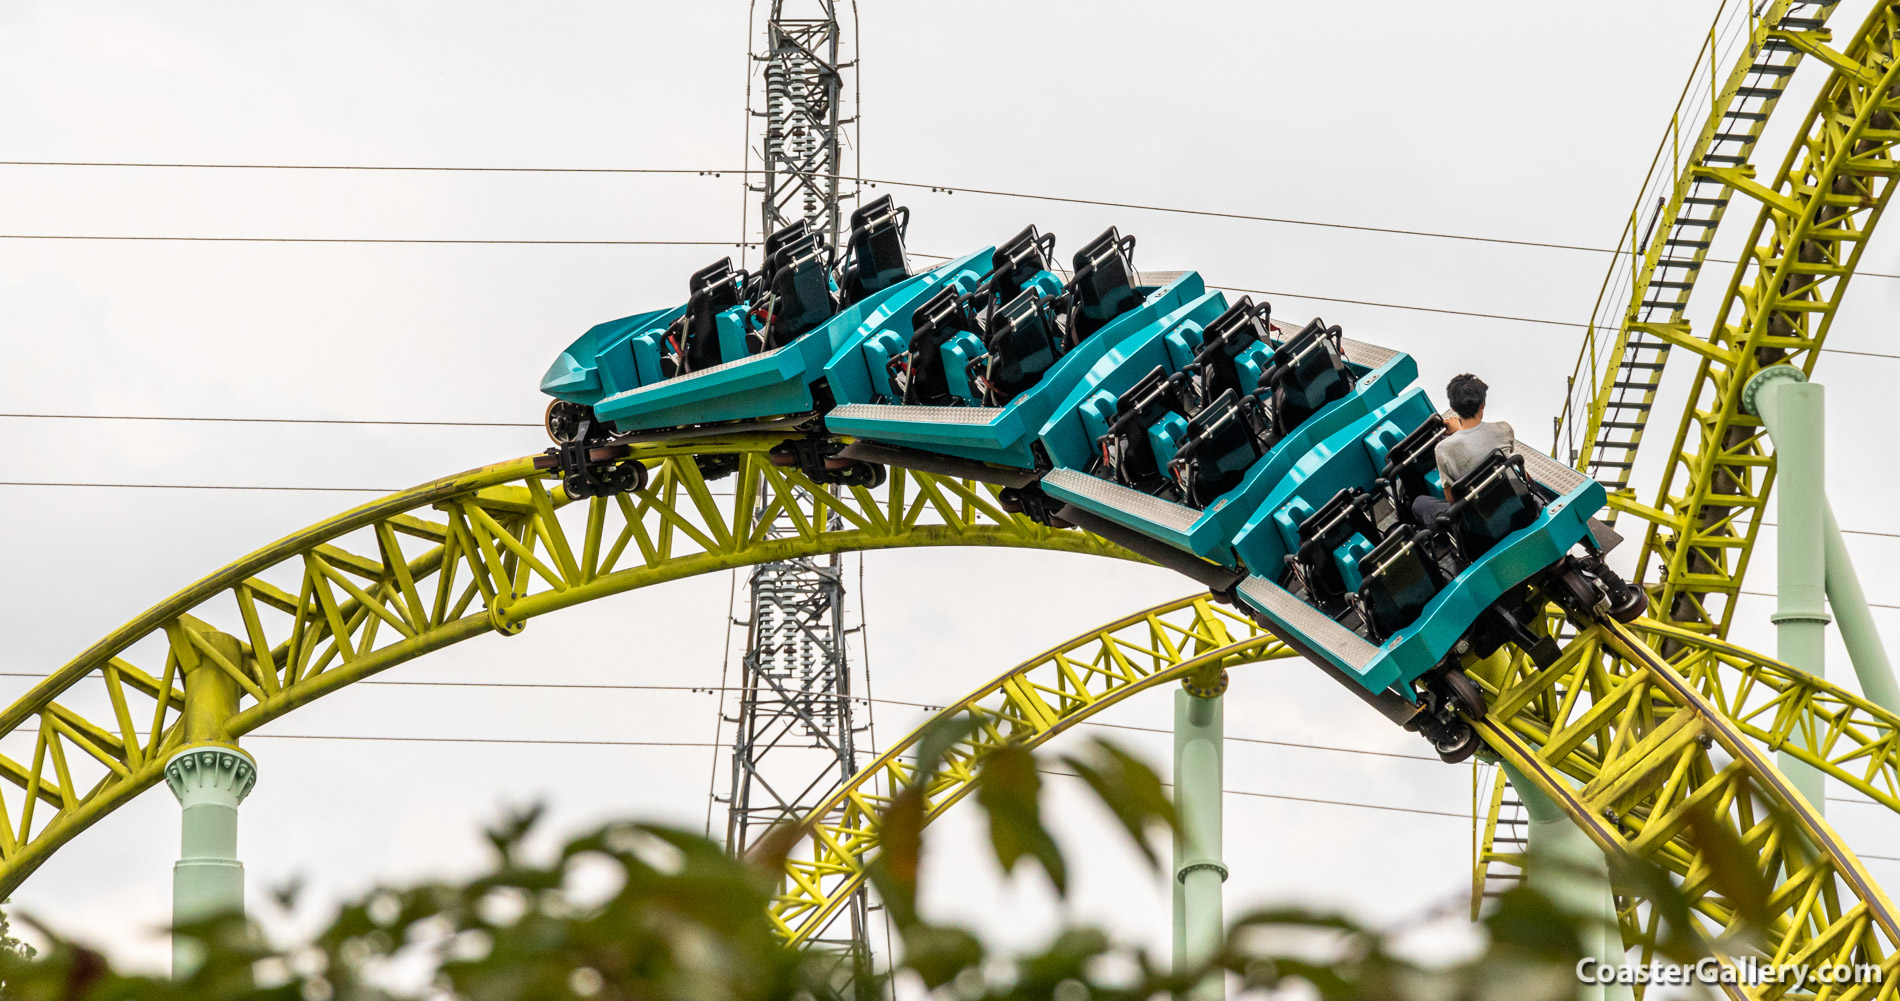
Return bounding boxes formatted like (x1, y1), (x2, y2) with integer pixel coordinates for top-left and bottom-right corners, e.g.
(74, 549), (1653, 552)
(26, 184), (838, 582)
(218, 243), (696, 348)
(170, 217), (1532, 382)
(0, 436), (1141, 897)
(1562, 0), (1836, 494)
(1637, 1), (1900, 635)
(1472, 618), (1900, 996)
(1473, 611), (1900, 927)
(768, 594), (1291, 945)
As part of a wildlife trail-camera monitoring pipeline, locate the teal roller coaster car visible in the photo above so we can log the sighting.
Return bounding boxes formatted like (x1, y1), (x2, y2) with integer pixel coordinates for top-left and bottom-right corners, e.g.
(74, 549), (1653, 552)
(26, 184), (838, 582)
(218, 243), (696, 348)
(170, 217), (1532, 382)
(535, 200), (1644, 761)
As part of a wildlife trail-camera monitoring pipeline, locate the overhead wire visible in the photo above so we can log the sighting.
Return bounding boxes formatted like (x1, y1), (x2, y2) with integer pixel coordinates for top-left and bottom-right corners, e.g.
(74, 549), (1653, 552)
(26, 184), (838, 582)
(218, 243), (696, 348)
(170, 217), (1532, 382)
(7, 158), (1900, 283)
(0, 413), (537, 428)
(11, 482), (1900, 556)
(906, 251), (1900, 357)
(0, 234), (757, 247)
(8, 161), (1898, 826)
(0, 671), (1434, 764)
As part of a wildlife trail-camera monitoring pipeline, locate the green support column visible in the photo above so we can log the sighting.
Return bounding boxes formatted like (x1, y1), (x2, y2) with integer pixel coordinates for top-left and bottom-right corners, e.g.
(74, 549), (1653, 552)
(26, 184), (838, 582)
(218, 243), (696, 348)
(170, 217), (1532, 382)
(1744, 367), (1830, 813)
(1174, 672), (1226, 1001)
(165, 630), (257, 978)
(1499, 764), (1632, 1001)
(1824, 504), (1900, 714)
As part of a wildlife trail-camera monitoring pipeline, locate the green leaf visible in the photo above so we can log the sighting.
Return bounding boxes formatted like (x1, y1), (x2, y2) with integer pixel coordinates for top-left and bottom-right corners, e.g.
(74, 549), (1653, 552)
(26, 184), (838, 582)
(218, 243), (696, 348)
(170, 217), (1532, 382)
(914, 712), (982, 780)
(899, 923), (984, 990)
(1684, 795), (1773, 936)
(974, 743), (1068, 896)
(483, 802), (545, 865)
(1483, 885), (1583, 959)
(1058, 738), (1177, 869)
(867, 784), (926, 928)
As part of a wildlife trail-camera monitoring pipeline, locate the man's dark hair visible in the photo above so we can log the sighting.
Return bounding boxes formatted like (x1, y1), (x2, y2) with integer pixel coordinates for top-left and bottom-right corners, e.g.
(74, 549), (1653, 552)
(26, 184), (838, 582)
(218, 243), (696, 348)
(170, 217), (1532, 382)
(1447, 373), (1488, 420)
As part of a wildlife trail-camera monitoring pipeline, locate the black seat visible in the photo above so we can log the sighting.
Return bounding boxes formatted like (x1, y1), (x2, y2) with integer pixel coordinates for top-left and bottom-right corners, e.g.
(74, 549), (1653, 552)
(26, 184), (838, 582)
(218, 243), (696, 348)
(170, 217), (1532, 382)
(1353, 529), (1445, 642)
(1441, 449), (1543, 558)
(1379, 414), (1448, 525)
(975, 288), (1064, 405)
(1258, 319), (1352, 436)
(893, 285), (972, 406)
(839, 196), (911, 306)
(1183, 297), (1271, 415)
(1064, 227), (1141, 345)
(1167, 389), (1270, 508)
(1288, 487), (1382, 611)
(1095, 366), (1188, 496)
(760, 219), (814, 275)
(984, 226), (1058, 307)
(665, 258), (745, 376)
(753, 230), (837, 351)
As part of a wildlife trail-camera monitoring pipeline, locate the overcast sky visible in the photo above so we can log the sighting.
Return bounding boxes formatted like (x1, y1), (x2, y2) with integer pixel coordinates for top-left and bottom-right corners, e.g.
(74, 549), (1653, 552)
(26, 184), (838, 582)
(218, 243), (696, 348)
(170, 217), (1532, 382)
(2, 0), (1898, 978)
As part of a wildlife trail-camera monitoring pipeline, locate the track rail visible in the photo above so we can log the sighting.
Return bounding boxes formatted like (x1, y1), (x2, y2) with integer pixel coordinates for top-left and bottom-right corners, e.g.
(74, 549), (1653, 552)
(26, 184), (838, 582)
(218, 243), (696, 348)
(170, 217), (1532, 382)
(767, 595), (1290, 944)
(777, 594), (1900, 993)
(1476, 618), (1900, 996)
(1635, 1), (1900, 634)
(1473, 613), (1900, 936)
(0, 438), (1136, 896)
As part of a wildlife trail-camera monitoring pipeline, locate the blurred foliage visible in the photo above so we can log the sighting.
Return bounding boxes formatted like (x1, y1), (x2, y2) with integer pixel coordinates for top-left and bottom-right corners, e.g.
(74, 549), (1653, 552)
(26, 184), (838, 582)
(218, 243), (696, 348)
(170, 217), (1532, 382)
(0, 718), (1762, 1000)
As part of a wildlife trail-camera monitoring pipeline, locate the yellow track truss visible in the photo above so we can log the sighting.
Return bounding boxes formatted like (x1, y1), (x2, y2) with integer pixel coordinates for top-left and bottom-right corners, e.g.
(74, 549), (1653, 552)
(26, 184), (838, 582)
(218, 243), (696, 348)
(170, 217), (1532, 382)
(0, 437), (1137, 897)
(1475, 617), (1900, 910)
(1479, 620), (1900, 996)
(1634, 0), (1900, 634)
(1478, 620), (1900, 985)
(1564, 0), (1836, 491)
(767, 594), (1293, 944)
(791, 597), (1900, 994)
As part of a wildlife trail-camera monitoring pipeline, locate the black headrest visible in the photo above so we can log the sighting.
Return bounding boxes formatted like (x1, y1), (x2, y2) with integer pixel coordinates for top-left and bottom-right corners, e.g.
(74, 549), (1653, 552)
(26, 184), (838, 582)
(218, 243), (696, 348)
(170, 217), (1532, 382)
(911, 284), (971, 339)
(690, 258), (736, 294)
(1110, 366), (1183, 431)
(1447, 449), (1542, 550)
(1067, 228), (1141, 338)
(764, 219), (813, 262)
(1198, 298), (1271, 362)
(987, 288), (1057, 346)
(850, 194), (906, 232)
(989, 226), (1057, 303)
(1266, 319), (1345, 381)
(1383, 414), (1448, 479)
(1299, 486), (1375, 543)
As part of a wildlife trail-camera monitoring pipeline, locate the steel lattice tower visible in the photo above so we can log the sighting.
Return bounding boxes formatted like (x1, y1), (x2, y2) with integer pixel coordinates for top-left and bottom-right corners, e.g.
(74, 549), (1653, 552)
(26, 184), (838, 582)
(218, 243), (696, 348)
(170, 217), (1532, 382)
(721, 0), (868, 962)
(750, 0), (855, 245)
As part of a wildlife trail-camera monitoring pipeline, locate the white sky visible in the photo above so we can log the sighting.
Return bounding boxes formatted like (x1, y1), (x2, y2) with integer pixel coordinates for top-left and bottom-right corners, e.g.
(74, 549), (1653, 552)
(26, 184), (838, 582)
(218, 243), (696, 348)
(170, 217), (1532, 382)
(2, 0), (1898, 977)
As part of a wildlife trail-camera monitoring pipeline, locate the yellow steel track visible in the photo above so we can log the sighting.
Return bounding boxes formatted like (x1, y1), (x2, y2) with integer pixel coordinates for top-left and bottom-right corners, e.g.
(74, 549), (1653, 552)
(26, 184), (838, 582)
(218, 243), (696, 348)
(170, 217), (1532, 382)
(1562, 0), (1836, 492)
(7, 7), (1899, 989)
(783, 597), (1900, 995)
(767, 594), (1292, 944)
(1635, 0), (1900, 634)
(0, 436), (1137, 897)
(1473, 0), (1900, 955)
(1481, 620), (1900, 998)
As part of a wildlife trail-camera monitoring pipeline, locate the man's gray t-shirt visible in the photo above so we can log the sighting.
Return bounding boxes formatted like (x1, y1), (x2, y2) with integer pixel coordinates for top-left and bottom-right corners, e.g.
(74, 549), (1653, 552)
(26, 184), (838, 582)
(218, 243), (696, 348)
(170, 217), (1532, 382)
(1435, 420), (1515, 487)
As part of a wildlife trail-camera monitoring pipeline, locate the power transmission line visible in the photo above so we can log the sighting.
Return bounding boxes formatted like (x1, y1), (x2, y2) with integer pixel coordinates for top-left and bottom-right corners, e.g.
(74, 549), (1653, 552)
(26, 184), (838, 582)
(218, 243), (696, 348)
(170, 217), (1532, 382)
(1740, 588), (1892, 611)
(0, 234), (756, 247)
(0, 480), (402, 493)
(11, 158), (1900, 285)
(0, 160), (734, 175)
(0, 671), (1435, 763)
(9, 482), (1900, 552)
(0, 160), (1615, 254)
(0, 413), (536, 427)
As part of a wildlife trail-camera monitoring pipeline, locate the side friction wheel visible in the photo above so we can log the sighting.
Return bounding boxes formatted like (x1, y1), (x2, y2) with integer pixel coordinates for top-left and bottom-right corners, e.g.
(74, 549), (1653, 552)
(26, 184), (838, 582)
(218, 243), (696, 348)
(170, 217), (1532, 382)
(545, 400), (596, 445)
(1439, 668), (1488, 722)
